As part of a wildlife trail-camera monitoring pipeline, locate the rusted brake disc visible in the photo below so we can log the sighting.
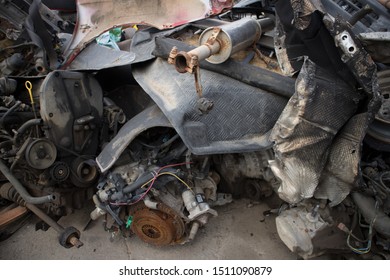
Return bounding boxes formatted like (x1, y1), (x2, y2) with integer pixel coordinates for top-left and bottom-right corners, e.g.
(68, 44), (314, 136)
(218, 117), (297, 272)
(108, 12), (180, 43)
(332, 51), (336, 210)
(129, 203), (185, 246)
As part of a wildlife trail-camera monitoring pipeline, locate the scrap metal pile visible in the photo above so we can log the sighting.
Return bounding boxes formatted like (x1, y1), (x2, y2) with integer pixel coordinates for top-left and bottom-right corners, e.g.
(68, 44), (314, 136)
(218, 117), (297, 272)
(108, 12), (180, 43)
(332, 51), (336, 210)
(0, 0), (389, 259)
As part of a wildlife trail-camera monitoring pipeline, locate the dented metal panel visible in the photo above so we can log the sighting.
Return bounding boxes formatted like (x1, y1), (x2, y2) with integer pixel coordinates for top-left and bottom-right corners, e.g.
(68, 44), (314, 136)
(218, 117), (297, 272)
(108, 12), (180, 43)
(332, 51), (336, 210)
(63, 0), (233, 65)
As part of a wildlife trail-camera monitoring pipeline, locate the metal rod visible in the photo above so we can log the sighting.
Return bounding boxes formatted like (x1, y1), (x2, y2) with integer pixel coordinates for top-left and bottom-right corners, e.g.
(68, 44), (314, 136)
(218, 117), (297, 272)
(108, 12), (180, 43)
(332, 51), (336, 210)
(0, 159), (55, 204)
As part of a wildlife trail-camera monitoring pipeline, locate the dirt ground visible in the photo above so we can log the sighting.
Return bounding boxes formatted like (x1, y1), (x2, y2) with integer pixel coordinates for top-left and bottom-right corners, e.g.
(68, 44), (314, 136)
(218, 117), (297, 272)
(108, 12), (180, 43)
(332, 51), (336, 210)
(0, 198), (296, 260)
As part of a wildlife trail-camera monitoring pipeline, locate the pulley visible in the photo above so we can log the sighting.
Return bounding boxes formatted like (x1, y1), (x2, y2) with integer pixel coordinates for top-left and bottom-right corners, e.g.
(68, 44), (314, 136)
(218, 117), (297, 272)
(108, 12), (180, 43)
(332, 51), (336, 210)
(25, 139), (57, 169)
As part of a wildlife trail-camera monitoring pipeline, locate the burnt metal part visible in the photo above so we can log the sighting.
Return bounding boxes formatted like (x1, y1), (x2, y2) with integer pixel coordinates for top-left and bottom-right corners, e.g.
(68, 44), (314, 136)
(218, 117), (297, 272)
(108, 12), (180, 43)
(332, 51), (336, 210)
(132, 58), (287, 156)
(129, 203), (185, 246)
(269, 59), (359, 204)
(315, 113), (368, 206)
(323, 14), (382, 157)
(96, 105), (172, 173)
(323, 16), (380, 103)
(39, 70), (103, 156)
(0, 160), (54, 204)
(274, 3), (357, 83)
(365, 69), (390, 151)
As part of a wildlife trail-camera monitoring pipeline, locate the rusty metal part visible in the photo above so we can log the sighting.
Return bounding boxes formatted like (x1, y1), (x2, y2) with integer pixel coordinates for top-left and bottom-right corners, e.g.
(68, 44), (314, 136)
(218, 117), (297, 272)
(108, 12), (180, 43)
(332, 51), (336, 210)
(194, 64), (203, 99)
(28, 204), (83, 248)
(0, 205), (28, 228)
(169, 17), (261, 73)
(170, 28), (221, 74)
(0, 183), (83, 248)
(168, 17), (261, 112)
(129, 203), (184, 246)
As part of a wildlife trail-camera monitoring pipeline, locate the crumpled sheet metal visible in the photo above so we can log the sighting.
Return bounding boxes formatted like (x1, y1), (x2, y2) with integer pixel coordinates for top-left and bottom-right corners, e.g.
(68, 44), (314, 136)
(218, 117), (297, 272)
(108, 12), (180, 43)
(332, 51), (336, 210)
(132, 58), (287, 155)
(269, 58), (358, 204)
(315, 113), (368, 206)
(62, 0), (232, 66)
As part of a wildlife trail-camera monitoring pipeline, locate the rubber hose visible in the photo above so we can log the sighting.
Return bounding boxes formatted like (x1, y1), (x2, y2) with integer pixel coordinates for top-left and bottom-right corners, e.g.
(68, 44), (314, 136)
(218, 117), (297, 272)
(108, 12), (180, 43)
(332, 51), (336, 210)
(0, 101), (22, 128)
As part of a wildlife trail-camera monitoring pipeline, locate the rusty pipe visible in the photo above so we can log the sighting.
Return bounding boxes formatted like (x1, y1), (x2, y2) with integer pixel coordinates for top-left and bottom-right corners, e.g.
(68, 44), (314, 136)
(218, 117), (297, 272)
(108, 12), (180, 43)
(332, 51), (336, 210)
(174, 42), (221, 73)
(170, 17), (262, 73)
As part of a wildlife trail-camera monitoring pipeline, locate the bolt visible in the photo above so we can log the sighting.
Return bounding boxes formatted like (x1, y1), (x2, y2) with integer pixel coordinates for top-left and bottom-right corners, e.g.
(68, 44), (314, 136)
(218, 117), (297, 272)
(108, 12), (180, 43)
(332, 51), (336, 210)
(69, 236), (83, 248)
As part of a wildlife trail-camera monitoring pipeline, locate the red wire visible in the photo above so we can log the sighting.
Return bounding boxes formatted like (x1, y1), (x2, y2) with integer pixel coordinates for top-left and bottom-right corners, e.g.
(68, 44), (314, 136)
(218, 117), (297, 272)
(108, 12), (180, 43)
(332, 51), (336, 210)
(157, 162), (193, 173)
(110, 162), (193, 206)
